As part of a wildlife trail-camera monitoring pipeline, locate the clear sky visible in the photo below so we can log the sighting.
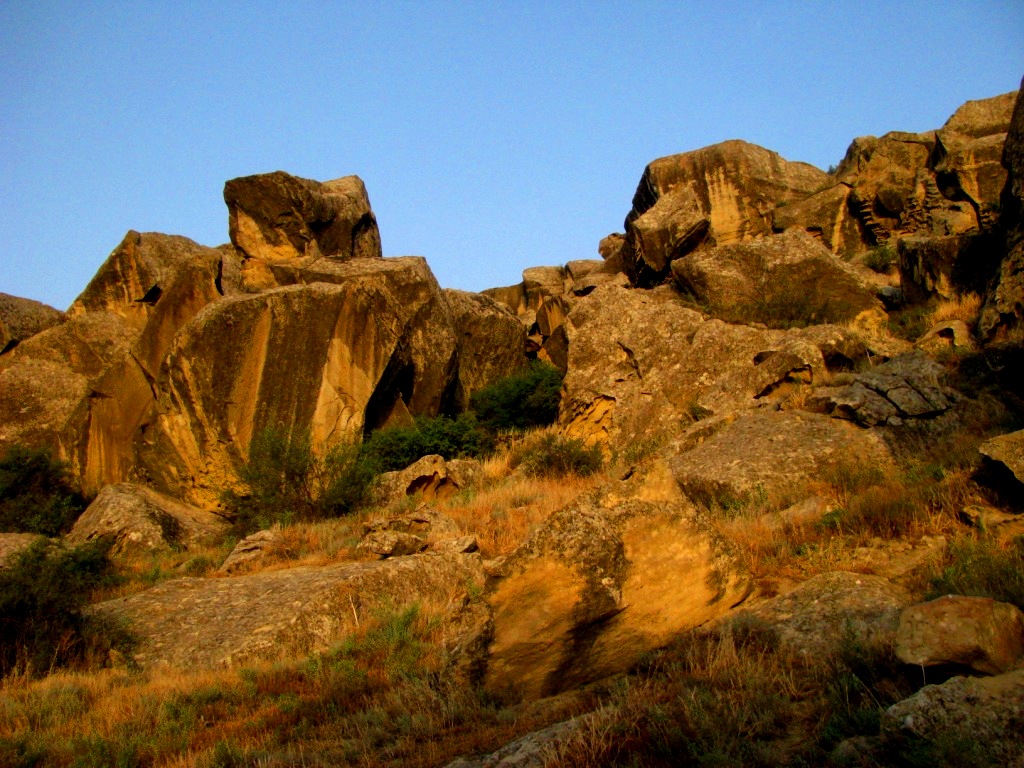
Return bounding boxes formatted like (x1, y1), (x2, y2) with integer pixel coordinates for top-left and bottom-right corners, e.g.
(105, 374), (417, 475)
(1, 1), (1022, 311)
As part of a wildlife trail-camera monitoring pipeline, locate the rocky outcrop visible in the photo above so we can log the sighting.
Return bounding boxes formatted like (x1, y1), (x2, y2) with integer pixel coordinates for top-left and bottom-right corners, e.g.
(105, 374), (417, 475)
(880, 670), (1024, 767)
(727, 571), (912, 658)
(895, 595), (1024, 675)
(669, 411), (894, 506)
(372, 455), (481, 506)
(357, 506), (462, 559)
(897, 234), (977, 303)
(559, 281), (873, 451)
(484, 459), (750, 699)
(218, 529), (285, 574)
(671, 229), (883, 327)
(66, 483), (228, 555)
(979, 428), (1024, 487)
(223, 172), (381, 291)
(93, 551), (485, 670)
(0, 293), (64, 353)
(444, 289), (527, 410)
(138, 257), (458, 506)
(981, 80), (1024, 341)
(620, 140), (827, 285)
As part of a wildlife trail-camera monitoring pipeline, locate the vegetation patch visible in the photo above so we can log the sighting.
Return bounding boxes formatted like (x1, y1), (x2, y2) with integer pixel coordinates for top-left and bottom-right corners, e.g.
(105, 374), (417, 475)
(512, 433), (603, 478)
(927, 535), (1024, 611)
(360, 414), (493, 473)
(0, 445), (87, 537)
(470, 361), (564, 432)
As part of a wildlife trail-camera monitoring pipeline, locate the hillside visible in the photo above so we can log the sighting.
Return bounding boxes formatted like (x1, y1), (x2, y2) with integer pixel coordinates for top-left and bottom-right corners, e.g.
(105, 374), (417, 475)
(1, 81), (1023, 767)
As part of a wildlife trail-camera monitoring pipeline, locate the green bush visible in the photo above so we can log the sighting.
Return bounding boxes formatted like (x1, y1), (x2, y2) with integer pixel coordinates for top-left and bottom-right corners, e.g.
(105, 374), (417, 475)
(864, 245), (897, 274)
(516, 434), (603, 478)
(928, 536), (1024, 610)
(0, 538), (125, 677)
(359, 414), (493, 473)
(221, 430), (375, 535)
(0, 445), (86, 536)
(470, 361), (563, 432)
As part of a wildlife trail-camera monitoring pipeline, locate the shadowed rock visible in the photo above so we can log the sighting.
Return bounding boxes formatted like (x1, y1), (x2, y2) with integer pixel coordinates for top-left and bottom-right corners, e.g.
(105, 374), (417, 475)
(0, 293), (64, 353)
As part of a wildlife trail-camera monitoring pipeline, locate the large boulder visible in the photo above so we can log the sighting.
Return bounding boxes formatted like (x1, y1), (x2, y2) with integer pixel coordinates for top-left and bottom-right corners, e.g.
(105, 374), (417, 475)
(669, 410), (894, 506)
(66, 483), (228, 555)
(880, 670), (1024, 767)
(483, 459), (750, 699)
(979, 428), (1024, 488)
(559, 282), (866, 451)
(981, 80), (1024, 341)
(444, 289), (527, 410)
(138, 257), (458, 506)
(620, 140), (827, 286)
(670, 229), (883, 327)
(895, 595), (1024, 675)
(0, 293), (64, 353)
(372, 455), (482, 506)
(223, 172), (382, 291)
(92, 552), (485, 670)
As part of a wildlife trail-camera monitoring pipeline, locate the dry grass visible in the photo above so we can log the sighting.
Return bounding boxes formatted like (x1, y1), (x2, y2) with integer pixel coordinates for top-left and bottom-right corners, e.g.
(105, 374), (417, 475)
(928, 292), (982, 326)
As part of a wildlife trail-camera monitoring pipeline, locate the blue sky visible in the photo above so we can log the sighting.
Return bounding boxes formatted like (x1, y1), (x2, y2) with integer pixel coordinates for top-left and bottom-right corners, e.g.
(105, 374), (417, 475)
(1, 1), (1022, 310)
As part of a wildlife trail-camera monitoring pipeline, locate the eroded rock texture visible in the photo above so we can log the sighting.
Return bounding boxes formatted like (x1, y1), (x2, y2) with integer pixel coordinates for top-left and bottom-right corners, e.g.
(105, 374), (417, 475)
(0, 293), (64, 352)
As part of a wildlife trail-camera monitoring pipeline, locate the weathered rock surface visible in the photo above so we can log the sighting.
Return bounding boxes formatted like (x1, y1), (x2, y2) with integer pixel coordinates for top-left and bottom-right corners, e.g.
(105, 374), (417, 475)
(357, 505), (461, 558)
(808, 352), (956, 427)
(138, 257), (458, 506)
(978, 428), (1024, 486)
(669, 410), (893, 506)
(897, 233), (976, 304)
(881, 670), (1024, 767)
(93, 552), (485, 670)
(445, 289), (527, 410)
(981, 79), (1024, 340)
(727, 571), (912, 658)
(960, 504), (1024, 543)
(621, 140), (827, 285)
(558, 282), (877, 451)
(444, 719), (580, 768)
(218, 529), (285, 574)
(223, 172), (381, 291)
(484, 459), (750, 699)
(915, 320), (977, 356)
(66, 483), (228, 555)
(895, 595), (1024, 675)
(372, 455), (481, 506)
(671, 229), (883, 326)
(0, 293), (64, 352)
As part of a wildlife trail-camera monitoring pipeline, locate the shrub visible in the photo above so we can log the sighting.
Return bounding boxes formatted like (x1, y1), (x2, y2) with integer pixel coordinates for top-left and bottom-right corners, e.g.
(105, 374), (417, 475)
(360, 414), (493, 473)
(927, 536), (1024, 610)
(516, 434), (603, 478)
(470, 361), (564, 431)
(0, 445), (86, 536)
(221, 430), (375, 535)
(864, 245), (897, 274)
(0, 538), (125, 677)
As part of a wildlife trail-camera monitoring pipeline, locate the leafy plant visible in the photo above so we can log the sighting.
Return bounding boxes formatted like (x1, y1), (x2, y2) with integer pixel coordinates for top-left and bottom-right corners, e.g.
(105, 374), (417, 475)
(515, 434), (602, 478)
(470, 361), (564, 432)
(221, 430), (375, 535)
(0, 445), (87, 536)
(864, 244), (897, 274)
(0, 538), (126, 677)
(360, 414), (493, 473)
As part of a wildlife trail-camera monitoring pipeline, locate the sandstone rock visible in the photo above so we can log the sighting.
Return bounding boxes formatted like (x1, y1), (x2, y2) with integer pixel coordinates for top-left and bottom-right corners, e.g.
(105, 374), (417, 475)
(979, 429), (1024, 487)
(138, 257), (458, 506)
(771, 183), (863, 258)
(670, 229), (882, 326)
(564, 259), (605, 284)
(358, 505), (462, 559)
(839, 535), (948, 585)
(895, 595), (1024, 675)
(980, 80), (1024, 341)
(484, 459), (750, 699)
(808, 352), (956, 427)
(223, 172), (381, 291)
(621, 140), (827, 286)
(915, 320), (978, 356)
(897, 234), (976, 304)
(67, 483), (228, 555)
(881, 670), (1024, 767)
(960, 504), (1024, 543)
(445, 289), (527, 410)
(372, 456), (482, 506)
(669, 410), (893, 507)
(0, 533), (46, 570)
(559, 282), (871, 451)
(218, 528), (286, 574)
(92, 551), (485, 670)
(430, 535), (479, 555)
(0, 293), (64, 353)
(444, 719), (580, 768)
(727, 571), (912, 658)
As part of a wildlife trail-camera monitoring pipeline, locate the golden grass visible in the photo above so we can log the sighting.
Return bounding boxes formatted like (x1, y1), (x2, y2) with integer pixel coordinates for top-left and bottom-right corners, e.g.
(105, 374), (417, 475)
(928, 292), (982, 326)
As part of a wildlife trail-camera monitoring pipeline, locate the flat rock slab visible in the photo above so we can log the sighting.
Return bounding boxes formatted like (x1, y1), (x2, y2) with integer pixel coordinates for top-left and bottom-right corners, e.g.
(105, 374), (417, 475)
(94, 552), (484, 670)
(980, 429), (1024, 485)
